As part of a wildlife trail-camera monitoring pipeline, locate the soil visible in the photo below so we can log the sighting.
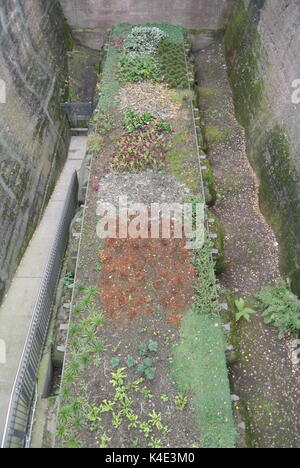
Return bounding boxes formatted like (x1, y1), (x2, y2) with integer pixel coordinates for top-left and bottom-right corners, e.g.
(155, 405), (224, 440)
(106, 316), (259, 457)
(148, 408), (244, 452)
(61, 77), (206, 447)
(119, 82), (181, 119)
(194, 33), (300, 448)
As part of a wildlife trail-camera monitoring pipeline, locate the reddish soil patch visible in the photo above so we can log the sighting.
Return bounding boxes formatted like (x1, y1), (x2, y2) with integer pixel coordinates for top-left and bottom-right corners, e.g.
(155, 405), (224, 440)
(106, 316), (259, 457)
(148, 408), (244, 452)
(100, 222), (196, 323)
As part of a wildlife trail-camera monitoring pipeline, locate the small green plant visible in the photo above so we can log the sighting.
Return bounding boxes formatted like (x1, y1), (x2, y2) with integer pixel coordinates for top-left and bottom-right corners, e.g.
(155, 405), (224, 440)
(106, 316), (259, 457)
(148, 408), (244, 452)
(112, 412), (122, 428)
(148, 340), (159, 354)
(160, 394), (169, 402)
(137, 358), (156, 381)
(90, 311), (104, 327)
(149, 437), (163, 449)
(141, 387), (153, 400)
(138, 343), (148, 356)
(148, 410), (164, 430)
(139, 421), (152, 438)
(175, 393), (188, 411)
(123, 109), (171, 133)
(98, 433), (111, 448)
(99, 400), (115, 413)
(119, 54), (162, 83)
(110, 368), (127, 387)
(76, 283), (85, 294)
(62, 272), (74, 287)
(111, 124), (170, 172)
(235, 298), (256, 323)
(139, 340), (159, 356)
(256, 280), (300, 337)
(124, 26), (168, 55)
(110, 357), (121, 369)
(125, 355), (137, 368)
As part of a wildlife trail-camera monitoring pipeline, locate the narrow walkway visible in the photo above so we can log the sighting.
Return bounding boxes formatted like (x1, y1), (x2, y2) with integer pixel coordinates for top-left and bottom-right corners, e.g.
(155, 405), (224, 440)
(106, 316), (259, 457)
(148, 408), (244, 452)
(0, 136), (86, 443)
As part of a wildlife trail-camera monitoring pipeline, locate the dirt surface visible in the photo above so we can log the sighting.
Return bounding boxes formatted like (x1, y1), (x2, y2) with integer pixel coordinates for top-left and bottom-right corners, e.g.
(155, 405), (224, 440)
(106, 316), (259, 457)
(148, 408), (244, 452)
(194, 33), (300, 448)
(119, 82), (181, 119)
(70, 150), (202, 447)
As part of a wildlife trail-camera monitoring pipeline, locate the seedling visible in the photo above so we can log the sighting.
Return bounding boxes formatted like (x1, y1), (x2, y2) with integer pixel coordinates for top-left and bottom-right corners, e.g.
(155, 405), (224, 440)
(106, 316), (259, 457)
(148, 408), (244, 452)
(235, 298), (256, 323)
(175, 393), (188, 411)
(160, 394), (169, 402)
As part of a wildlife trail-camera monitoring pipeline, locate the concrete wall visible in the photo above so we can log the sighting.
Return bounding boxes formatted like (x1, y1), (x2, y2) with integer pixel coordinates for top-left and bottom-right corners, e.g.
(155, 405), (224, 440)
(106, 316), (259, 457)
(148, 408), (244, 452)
(60, 0), (235, 48)
(225, 0), (300, 293)
(0, 0), (70, 302)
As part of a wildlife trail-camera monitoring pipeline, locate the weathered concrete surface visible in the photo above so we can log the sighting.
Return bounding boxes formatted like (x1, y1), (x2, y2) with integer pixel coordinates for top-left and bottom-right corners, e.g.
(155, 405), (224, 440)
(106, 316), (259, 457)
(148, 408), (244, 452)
(0, 0), (70, 303)
(60, 0), (235, 48)
(0, 136), (86, 446)
(224, 0), (300, 293)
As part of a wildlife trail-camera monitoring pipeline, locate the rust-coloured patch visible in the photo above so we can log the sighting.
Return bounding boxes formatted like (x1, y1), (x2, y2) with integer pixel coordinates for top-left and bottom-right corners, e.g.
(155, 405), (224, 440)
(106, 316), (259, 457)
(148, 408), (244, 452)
(100, 221), (196, 323)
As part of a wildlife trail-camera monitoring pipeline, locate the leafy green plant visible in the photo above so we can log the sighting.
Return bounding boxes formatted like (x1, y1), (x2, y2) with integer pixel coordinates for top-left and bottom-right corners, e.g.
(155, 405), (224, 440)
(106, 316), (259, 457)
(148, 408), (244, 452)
(99, 400), (115, 413)
(110, 357), (121, 369)
(235, 298), (256, 323)
(139, 340), (159, 356)
(160, 394), (169, 402)
(138, 343), (148, 356)
(139, 421), (152, 438)
(125, 355), (137, 368)
(137, 358), (156, 381)
(111, 124), (170, 172)
(256, 280), (300, 337)
(124, 26), (168, 55)
(62, 272), (74, 287)
(175, 393), (188, 411)
(123, 109), (171, 133)
(149, 437), (163, 449)
(98, 433), (111, 448)
(112, 412), (122, 428)
(110, 368), (127, 387)
(148, 410), (164, 430)
(148, 340), (159, 354)
(119, 54), (162, 83)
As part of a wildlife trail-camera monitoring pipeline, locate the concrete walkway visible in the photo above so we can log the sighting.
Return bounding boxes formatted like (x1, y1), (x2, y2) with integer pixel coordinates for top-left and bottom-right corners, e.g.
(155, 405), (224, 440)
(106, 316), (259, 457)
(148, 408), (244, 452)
(0, 136), (86, 444)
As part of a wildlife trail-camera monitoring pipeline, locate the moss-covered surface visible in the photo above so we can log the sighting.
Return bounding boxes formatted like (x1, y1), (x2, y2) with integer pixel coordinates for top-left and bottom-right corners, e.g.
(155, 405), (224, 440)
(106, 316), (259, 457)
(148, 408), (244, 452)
(224, 1), (300, 295)
(255, 125), (300, 294)
(224, 0), (265, 132)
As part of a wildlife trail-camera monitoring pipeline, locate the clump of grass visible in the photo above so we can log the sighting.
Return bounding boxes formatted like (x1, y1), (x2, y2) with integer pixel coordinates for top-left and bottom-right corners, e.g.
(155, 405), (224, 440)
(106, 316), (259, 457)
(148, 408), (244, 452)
(87, 133), (104, 154)
(158, 40), (189, 88)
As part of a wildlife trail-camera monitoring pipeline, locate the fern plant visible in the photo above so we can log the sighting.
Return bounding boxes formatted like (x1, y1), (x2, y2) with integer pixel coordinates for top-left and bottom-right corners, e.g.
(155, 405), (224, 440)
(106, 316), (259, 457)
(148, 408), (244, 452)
(256, 280), (300, 338)
(235, 298), (256, 322)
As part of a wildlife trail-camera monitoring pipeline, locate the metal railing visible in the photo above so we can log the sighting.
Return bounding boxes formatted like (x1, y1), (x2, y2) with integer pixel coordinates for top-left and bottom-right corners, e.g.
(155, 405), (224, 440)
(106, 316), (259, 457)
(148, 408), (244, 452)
(1, 171), (79, 449)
